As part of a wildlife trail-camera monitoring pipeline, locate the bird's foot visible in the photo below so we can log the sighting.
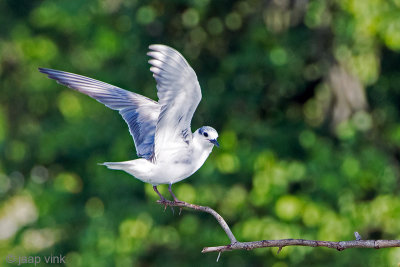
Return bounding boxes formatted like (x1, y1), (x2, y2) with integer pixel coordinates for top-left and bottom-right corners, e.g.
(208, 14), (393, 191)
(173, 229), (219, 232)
(172, 197), (184, 204)
(155, 198), (183, 214)
(155, 197), (176, 213)
(158, 198), (168, 211)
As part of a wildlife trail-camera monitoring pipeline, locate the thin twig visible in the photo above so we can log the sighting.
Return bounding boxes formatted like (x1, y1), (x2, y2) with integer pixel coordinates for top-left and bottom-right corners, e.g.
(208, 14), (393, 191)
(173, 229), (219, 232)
(156, 200), (400, 254)
(157, 200), (237, 243)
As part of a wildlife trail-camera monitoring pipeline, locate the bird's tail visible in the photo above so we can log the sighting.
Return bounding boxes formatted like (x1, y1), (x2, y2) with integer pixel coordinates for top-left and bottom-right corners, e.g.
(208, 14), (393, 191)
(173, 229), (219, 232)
(99, 159), (152, 183)
(99, 160), (136, 171)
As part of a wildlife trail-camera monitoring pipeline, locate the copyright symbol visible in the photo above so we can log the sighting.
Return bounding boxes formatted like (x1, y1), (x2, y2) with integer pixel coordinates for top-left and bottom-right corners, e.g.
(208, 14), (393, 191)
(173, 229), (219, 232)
(6, 255), (16, 263)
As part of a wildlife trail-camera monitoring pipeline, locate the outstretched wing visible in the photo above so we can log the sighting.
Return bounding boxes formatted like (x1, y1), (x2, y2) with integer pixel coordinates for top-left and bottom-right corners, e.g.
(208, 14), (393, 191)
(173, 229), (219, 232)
(38, 68), (160, 159)
(147, 45), (202, 161)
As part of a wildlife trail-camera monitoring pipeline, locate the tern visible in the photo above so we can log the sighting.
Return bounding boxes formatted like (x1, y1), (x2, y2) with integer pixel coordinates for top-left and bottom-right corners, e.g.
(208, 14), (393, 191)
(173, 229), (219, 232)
(39, 44), (219, 203)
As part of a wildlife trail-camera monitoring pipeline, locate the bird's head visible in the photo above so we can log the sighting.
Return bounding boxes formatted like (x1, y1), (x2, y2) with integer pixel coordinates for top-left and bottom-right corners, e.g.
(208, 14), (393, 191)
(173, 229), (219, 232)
(195, 126), (219, 148)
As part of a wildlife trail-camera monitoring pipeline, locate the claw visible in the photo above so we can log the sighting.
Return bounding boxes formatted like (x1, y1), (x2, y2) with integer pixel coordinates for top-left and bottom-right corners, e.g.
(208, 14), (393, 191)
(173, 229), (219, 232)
(216, 252), (221, 262)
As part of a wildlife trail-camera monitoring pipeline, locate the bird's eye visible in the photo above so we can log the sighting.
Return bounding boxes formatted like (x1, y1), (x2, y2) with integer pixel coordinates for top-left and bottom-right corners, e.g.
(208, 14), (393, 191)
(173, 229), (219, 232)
(203, 132), (208, 137)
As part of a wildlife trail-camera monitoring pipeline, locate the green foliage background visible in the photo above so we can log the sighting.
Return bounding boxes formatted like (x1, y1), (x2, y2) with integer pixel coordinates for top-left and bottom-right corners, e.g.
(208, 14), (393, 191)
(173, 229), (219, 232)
(1, 0), (400, 266)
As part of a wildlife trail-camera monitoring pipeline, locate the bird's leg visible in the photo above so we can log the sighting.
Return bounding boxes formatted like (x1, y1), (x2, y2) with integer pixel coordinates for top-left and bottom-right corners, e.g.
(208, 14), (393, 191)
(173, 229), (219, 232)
(153, 185), (168, 211)
(153, 185), (167, 202)
(168, 184), (183, 204)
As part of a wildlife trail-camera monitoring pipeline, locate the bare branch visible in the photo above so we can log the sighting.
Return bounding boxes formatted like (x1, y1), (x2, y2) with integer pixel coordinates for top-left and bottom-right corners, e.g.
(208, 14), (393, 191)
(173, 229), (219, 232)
(201, 239), (400, 253)
(157, 200), (400, 254)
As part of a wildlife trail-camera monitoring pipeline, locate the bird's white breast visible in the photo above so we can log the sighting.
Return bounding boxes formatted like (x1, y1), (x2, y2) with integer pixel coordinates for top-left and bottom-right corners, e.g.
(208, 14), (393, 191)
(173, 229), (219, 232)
(142, 142), (213, 185)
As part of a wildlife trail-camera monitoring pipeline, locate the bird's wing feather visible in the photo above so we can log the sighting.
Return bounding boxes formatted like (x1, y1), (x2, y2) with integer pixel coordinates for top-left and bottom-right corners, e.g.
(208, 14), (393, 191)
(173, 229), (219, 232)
(38, 68), (160, 159)
(147, 45), (202, 161)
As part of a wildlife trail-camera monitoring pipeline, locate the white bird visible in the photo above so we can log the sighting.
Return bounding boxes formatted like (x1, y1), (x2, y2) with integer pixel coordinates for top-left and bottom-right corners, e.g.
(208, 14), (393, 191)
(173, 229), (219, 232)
(39, 44), (219, 202)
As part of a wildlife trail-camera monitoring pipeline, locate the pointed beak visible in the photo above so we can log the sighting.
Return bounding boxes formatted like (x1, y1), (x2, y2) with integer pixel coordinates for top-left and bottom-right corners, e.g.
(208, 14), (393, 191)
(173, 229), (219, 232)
(210, 139), (220, 148)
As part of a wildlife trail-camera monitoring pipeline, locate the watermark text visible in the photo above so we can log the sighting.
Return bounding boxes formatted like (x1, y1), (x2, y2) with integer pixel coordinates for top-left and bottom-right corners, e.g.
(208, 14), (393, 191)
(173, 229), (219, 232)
(6, 254), (66, 266)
